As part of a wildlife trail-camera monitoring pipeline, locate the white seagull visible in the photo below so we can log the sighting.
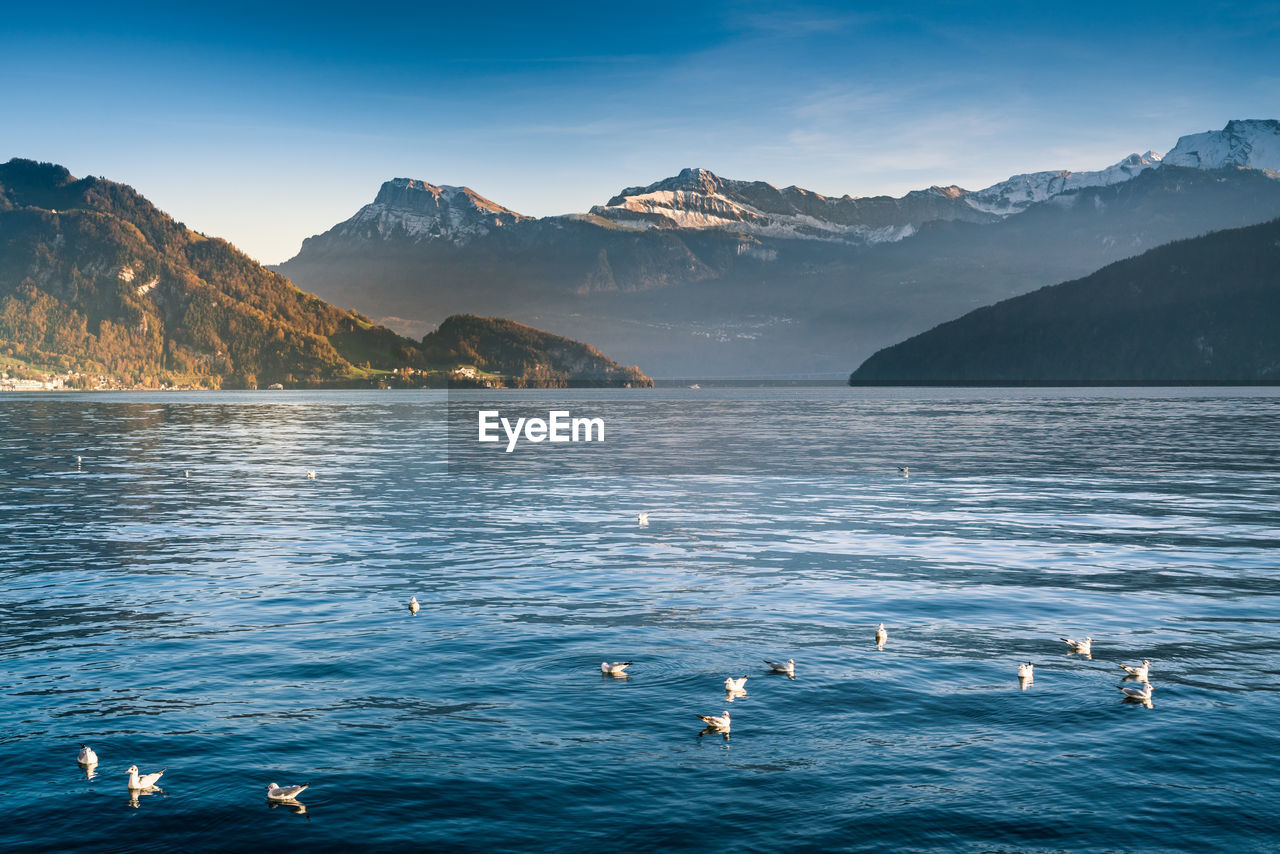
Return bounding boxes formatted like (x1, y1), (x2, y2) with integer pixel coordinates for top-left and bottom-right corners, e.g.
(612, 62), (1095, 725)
(695, 711), (731, 731)
(409, 596), (419, 615)
(637, 512), (649, 527)
(266, 782), (310, 801)
(723, 676), (748, 692)
(77, 744), (98, 765)
(764, 658), (795, 677)
(126, 765), (165, 789)
(305, 470), (317, 480)
(897, 466), (909, 476)
(1119, 659), (1151, 681)
(1061, 636), (1093, 655)
(601, 661), (633, 676)
(1119, 682), (1154, 702)
(1017, 662), (1034, 680)
(875, 623), (888, 647)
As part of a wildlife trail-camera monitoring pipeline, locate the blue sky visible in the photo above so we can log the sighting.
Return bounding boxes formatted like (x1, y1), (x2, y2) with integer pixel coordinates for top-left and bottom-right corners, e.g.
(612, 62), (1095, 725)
(3, 1), (1277, 263)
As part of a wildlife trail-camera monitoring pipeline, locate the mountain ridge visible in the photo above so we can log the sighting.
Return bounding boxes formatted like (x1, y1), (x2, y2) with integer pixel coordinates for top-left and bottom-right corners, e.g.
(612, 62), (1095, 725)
(287, 120), (1280, 254)
(847, 217), (1280, 385)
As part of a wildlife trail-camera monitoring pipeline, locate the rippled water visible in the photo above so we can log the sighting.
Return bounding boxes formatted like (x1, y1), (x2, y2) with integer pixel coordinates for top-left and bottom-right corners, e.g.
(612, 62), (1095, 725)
(1, 388), (1277, 852)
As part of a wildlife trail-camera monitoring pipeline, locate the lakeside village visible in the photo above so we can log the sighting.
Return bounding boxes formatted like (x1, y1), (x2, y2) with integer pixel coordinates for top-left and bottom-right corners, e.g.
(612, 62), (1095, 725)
(0, 364), (505, 392)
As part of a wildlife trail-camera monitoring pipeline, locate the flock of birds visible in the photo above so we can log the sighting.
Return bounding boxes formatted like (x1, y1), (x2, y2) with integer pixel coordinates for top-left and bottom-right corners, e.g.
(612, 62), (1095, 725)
(1057, 636), (1158, 706)
(74, 744), (310, 809)
(66, 462), (1158, 809)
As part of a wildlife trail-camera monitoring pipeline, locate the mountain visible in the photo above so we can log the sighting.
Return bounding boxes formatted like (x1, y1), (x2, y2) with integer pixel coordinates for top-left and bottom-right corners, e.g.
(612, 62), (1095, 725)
(300, 178), (531, 249)
(589, 166), (996, 242)
(961, 151), (1162, 214)
(276, 120), (1280, 377)
(0, 159), (649, 389)
(1162, 119), (1280, 172)
(423, 315), (651, 387)
(847, 218), (1280, 385)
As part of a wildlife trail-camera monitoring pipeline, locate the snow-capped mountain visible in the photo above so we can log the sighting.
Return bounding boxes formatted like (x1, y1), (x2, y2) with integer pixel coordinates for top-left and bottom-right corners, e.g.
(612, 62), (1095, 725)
(963, 152), (1163, 214)
(1162, 119), (1280, 172)
(589, 167), (994, 243)
(322, 178), (529, 246)
(591, 153), (1170, 240)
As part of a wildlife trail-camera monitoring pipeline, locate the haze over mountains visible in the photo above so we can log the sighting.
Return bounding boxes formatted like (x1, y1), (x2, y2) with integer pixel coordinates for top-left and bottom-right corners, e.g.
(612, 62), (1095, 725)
(277, 120), (1280, 377)
(849, 217), (1280, 385)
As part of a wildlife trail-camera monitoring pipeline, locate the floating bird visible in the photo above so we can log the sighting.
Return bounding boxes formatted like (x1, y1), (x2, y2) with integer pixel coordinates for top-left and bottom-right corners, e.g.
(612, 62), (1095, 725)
(1119, 659), (1151, 681)
(764, 658), (795, 677)
(601, 661), (633, 676)
(305, 470), (316, 480)
(126, 765), (164, 790)
(875, 623), (888, 648)
(409, 596), (419, 615)
(1119, 682), (1154, 703)
(724, 676), (748, 692)
(897, 466), (909, 476)
(77, 744), (98, 765)
(1061, 636), (1093, 655)
(695, 711), (731, 731)
(184, 470), (189, 478)
(1017, 662), (1034, 680)
(266, 782), (310, 802)
(637, 512), (649, 527)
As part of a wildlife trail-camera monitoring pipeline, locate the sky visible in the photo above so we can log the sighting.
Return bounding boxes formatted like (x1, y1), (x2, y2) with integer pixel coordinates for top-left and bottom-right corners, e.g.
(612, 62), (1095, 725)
(2, 0), (1278, 264)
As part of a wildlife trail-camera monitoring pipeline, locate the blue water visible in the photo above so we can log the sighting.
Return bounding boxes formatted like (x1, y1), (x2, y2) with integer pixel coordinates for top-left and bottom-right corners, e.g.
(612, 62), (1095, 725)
(1, 388), (1277, 852)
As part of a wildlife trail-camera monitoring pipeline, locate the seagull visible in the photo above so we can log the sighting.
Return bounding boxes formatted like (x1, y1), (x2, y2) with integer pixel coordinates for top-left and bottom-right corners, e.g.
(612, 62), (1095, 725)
(723, 676), (748, 692)
(409, 596), (419, 615)
(875, 623), (888, 648)
(637, 512), (649, 527)
(1119, 659), (1151, 681)
(1017, 662), (1034, 680)
(77, 744), (98, 765)
(601, 661), (633, 676)
(1061, 636), (1093, 655)
(695, 711), (731, 731)
(305, 470), (316, 480)
(266, 782), (310, 801)
(897, 466), (909, 476)
(764, 658), (795, 677)
(126, 765), (164, 790)
(1119, 682), (1154, 702)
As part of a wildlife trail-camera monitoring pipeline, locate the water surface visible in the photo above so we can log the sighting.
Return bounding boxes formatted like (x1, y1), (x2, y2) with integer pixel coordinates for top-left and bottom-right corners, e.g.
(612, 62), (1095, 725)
(1, 388), (1277, 852)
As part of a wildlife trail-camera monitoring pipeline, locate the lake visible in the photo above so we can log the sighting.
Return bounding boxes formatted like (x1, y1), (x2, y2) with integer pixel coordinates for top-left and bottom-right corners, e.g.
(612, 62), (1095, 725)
(1, 388), (1277, 852)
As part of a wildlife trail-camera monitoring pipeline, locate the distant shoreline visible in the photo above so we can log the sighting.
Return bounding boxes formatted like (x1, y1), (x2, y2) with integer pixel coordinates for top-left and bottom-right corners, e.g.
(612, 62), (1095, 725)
(7, 379), (1280, 392)
(847, 379), (1280, 387)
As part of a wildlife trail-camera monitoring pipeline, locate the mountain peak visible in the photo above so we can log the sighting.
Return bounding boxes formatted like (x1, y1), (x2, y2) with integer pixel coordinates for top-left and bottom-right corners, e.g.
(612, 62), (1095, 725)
(1164, 119), (1280, 172)
(610, 167), (728, 200)
(318, 176), (528, 246)
(373, 178), (524, 220)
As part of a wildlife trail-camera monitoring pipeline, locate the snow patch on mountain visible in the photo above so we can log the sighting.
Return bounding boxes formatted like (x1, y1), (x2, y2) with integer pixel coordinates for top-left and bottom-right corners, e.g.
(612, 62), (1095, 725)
(591, 168), (948, 244)
(1163, 119), (1280, 173)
